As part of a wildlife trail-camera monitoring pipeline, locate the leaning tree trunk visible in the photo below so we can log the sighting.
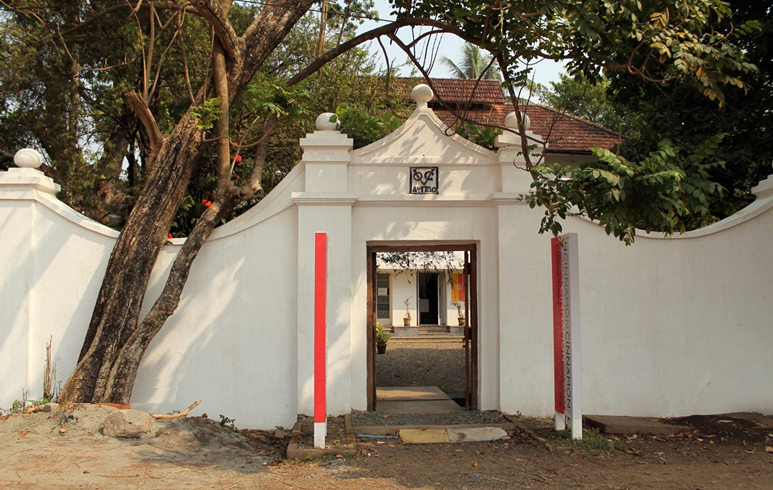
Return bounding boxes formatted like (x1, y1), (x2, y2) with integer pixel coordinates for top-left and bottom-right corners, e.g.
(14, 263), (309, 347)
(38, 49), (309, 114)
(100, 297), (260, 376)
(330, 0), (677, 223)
(58, 0), (317, 406)
(101, 192), (238, 402)
(58, 115), (205, 405)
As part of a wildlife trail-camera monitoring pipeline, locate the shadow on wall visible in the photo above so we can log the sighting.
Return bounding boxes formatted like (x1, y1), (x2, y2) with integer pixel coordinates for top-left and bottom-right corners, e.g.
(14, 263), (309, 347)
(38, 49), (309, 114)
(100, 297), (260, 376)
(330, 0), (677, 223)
(129, 207), (300, 428)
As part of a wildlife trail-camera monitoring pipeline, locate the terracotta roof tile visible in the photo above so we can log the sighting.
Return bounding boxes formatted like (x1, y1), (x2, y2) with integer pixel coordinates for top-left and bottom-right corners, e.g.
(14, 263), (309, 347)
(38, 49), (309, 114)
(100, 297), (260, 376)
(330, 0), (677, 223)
(394, 78), (625, 153)
(519, 105), (625, 153)
(395, 78), (507, 105)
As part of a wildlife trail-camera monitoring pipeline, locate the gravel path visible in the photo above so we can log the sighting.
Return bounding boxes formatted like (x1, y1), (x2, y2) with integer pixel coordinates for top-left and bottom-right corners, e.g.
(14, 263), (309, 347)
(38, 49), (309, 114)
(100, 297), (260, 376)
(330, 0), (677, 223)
(358, 340), (508, 427)
(351, 409), (508, 427)
(376, 341), (466, 393)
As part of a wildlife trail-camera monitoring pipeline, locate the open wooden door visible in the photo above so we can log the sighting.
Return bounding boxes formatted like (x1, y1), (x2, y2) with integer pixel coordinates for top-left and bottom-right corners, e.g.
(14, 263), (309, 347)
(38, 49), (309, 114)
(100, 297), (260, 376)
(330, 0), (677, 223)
(463, 246), (479, 410)
(367, 247), (377, 411)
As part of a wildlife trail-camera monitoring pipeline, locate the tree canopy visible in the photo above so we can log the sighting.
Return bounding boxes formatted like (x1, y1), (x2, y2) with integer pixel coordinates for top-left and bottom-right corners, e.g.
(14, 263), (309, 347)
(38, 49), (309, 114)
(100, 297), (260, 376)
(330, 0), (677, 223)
(533, 0), (772, 228)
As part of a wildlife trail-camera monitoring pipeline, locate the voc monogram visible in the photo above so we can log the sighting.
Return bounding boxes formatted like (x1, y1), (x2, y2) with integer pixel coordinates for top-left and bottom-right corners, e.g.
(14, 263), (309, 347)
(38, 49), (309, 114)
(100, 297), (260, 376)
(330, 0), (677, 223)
(409, 167), (439, 194)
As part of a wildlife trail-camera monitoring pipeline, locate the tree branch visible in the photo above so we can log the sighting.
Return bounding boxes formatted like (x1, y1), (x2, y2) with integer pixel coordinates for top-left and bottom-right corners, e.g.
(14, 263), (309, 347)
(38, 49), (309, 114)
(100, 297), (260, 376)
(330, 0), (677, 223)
(287, 17), (477, 86)
(193, 0), (240, 61)
(60, 2), (198, 37)
(212, 42), (231, 195)
(238, 116), (276, 200)
(125, 91), (163, 156)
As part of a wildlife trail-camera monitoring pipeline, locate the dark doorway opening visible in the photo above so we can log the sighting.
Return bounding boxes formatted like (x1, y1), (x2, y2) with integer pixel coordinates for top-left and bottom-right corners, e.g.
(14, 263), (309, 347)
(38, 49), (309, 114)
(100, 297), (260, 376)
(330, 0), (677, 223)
(366, 244), (478, 413)
(418, 272), (440, 325)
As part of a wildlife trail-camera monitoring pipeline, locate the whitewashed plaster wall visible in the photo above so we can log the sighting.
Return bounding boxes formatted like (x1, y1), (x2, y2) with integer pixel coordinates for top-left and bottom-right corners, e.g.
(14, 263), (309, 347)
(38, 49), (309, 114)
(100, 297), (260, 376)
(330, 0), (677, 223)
(383, 271), (464, 327)
(389, 273), (417, 326)
(0, 167), (117, 410)
(0, 161), (306, 429)
(494, 176), (773, 418)
(562, 186), (773, 417)
(2, 84), (772, 426)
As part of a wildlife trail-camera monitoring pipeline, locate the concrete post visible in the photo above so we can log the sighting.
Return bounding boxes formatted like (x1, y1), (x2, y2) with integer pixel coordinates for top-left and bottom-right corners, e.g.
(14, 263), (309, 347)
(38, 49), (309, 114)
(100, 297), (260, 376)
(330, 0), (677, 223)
(294, 115), (356, 417)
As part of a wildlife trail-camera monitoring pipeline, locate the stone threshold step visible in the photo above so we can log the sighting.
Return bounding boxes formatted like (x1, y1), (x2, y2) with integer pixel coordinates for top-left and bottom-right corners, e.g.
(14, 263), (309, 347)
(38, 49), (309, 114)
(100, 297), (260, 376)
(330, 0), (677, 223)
(391, 337), (463, 342)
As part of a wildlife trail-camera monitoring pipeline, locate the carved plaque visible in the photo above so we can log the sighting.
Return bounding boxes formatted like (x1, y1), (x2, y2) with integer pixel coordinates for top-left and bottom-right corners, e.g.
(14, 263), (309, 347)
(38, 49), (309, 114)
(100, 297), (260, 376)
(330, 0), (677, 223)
(409, 167), (439, 194)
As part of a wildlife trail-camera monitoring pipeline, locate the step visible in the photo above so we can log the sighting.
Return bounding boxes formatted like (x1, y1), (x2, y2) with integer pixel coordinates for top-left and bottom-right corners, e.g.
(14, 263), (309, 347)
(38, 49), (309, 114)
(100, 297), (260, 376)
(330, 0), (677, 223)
(391, 336), (463, 342)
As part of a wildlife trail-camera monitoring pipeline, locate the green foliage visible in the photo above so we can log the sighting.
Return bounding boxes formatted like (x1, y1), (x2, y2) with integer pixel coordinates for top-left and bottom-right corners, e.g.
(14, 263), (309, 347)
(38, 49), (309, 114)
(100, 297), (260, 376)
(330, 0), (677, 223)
(0, 0), (216, 224)
(521, 135), (727, 244)
(375, 322), (391, 344)
(0, 0), (761, 238)
(535, 74), (641, 139)
(394, 0), (757, 104)
(245, 79), (312, 121)
(454, 121), (501, 150)
(608, 0), (773, 224)
(191, 98), (223, 131)
(170, 170), (220, 238)
(1, 390), (53, 416)
(333, 103), (403, 148)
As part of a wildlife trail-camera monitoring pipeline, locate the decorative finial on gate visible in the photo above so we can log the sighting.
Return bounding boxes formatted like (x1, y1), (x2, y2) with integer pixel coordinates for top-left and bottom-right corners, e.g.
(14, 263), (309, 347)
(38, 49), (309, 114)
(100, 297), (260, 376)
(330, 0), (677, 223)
(504, 112), (530, 131)
(14, 148), (43, 169)
(410, 84), (434, 109)
(315, 112), (340, 131)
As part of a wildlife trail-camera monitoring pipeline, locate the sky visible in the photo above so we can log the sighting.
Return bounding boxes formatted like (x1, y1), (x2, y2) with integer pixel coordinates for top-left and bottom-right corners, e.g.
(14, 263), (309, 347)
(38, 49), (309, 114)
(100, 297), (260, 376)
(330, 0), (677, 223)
(354, 0), (566, 88)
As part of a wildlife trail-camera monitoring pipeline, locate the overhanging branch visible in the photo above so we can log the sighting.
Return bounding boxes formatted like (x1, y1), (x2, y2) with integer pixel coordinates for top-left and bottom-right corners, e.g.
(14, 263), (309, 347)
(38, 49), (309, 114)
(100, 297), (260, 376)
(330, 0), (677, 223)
(287, 17), (478, 86)
(193, 0), (239, 60)
(60, 2), (197, 37)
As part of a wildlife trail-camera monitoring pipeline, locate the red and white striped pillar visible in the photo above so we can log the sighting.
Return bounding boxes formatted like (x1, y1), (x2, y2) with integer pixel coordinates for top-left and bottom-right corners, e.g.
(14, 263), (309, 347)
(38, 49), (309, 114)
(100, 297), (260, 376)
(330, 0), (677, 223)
(314, 232), (327, 448)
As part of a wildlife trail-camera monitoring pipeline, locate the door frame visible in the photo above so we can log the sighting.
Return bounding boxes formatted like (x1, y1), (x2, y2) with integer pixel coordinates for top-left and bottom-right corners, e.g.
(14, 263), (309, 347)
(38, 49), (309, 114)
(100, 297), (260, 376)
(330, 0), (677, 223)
(367, 243), (479, 411)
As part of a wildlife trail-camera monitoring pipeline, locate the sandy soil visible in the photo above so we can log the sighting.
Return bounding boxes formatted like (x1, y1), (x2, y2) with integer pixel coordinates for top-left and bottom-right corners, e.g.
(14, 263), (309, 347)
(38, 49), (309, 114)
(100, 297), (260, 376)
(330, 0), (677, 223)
(1, 405), (772, 489)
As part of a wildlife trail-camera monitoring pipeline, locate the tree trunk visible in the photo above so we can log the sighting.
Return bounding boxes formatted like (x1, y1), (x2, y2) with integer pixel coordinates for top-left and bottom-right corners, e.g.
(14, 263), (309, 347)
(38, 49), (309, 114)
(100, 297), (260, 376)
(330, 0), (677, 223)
(102, 192), (238, 402)
(58, 0), (316, 405)
(58, 113), (205, 405)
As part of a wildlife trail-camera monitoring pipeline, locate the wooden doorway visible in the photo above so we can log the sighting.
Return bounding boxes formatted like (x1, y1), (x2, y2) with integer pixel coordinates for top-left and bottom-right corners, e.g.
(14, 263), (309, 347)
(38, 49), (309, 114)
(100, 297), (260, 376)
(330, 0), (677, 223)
(366, 244), (478, 411)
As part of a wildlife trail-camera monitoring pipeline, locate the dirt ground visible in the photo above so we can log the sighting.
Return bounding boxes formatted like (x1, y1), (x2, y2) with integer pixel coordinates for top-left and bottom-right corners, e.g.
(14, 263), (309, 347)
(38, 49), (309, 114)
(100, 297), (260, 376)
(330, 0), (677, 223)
(1, 405), (772, 489)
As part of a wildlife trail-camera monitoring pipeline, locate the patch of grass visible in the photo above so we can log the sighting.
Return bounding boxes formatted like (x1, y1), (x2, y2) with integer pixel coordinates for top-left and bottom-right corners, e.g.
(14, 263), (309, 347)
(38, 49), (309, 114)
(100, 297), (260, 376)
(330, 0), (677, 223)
(548, 428), (622, 453)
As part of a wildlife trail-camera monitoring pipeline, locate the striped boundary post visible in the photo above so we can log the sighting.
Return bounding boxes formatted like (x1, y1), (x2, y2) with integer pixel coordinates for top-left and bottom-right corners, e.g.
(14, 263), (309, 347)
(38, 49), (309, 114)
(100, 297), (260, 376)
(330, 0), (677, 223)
(551, 233), (582, 439)
(314, 233), (327, 448)
(551, 237), (566, 431)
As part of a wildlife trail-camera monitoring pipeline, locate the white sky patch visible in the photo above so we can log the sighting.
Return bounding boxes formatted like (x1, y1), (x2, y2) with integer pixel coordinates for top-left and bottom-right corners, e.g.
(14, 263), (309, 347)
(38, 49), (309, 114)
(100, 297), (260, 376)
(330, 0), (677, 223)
(356, 0), (566, 87)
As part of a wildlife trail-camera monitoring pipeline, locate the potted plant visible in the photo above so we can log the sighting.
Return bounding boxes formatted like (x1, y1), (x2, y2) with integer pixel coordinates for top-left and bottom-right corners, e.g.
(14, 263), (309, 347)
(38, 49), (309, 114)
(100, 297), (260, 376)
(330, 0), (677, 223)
(403, 297), (412, 326)
(376, 322), (390, 354)
(452, 300), (466, 326)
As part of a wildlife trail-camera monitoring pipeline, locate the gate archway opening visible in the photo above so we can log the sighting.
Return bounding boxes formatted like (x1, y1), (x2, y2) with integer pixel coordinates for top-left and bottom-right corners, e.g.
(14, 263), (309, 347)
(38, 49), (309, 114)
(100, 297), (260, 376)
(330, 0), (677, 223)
(366, 243), (479, 412)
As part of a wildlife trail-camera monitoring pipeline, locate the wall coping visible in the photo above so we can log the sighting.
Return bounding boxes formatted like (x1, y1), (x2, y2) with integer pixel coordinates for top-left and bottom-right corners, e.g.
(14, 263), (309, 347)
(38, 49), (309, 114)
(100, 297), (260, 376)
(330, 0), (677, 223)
(0, 168), (119, 238)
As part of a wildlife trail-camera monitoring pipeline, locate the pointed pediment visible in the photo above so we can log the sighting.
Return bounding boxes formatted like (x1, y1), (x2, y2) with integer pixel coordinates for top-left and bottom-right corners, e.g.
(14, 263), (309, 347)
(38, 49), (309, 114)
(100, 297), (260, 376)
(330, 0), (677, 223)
(352, 108), (495, 165)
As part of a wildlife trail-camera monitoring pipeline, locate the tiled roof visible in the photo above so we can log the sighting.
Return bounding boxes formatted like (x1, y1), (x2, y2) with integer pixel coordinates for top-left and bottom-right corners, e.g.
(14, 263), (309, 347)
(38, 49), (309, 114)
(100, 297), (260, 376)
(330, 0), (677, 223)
(520, 105), (625, 153)
(396, 77), (507, 105)
(394, 78), (625, 153)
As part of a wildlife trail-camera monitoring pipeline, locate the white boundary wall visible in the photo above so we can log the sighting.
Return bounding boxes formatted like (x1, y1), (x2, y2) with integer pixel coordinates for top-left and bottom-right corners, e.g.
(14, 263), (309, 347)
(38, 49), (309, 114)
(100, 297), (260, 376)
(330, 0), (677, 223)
(2, 87), (772, 427)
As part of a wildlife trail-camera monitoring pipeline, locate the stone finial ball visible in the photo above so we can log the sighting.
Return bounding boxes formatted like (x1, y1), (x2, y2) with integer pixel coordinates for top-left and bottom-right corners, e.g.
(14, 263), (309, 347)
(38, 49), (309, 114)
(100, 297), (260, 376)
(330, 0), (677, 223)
(410, 84), (434, 106)
(14, 148), (44, 168)
(504, 112), (530, 131)
(315, 112), (340, 131)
